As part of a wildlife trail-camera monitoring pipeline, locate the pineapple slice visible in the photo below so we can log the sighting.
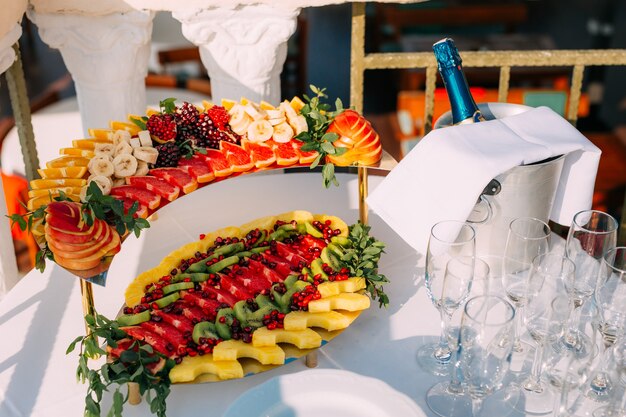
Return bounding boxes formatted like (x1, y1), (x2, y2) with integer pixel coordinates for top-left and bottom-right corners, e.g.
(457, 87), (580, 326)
(317, 277), (366, 298)
(307, 293), (370, 313)
(169, 355), (243, 383)
(252, 327), (322, 349)
(212, 340), (285, 365)
(284, 311), (359, 332)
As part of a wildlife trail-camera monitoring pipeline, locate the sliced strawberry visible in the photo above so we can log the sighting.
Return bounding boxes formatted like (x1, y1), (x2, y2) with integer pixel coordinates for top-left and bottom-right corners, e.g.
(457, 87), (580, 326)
(219, 274), (253, 301)
(121, 326), (172, 357)
(140, 321), (187, 353)
(152, 310), (194, 334)
(110, 186), (161, 210)
(127, 176), (180, 201)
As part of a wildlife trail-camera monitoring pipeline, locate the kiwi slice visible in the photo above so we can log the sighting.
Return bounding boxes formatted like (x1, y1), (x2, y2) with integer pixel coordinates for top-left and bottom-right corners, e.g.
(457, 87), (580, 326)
(186, 242), (245, 273)
(272, 279), (310, 313)
(187, 258), (208, 273)
(175, 273), (211, 283)
(283, 274), (300, 289)
(117, 310), (151, 326)
(215, 308), (235, 340)
(331, 235), (351, 248)
(250, 246), (269, 254)
(249, 230), (267, 248)
(310, 258), (329, 280)
(233, 300), (275, 329)
(163, 281), (194, 294)
(300, 266), (314, 283)
(154, 292), (180, 308)
(305, 221), (323, 238)
(320, 247), (342, 272)
(206, 255), (239, 274)
(327, 242), (345, 258)
(192, 321), (220, 344)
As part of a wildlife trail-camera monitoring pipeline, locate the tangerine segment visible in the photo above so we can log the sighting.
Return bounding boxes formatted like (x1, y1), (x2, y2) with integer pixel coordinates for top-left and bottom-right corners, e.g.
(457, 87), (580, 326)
(28, 193), (80, 211)
(221, 98), (236, 111)
(46, 156), (90, 169)
(37, 167), (88, 179)
(290, 96), (306, 113)
(72, 139), (112, 150)
(60, 148), (95, 158)
(28, 187), (83, 198)
(87, 128), (115, 140)
(109, 121), (140, 135)
(30, 178), (87, 189)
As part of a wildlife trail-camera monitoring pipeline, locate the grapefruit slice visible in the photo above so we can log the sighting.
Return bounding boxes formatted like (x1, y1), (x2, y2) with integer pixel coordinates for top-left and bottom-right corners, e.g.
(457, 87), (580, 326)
(292, 140), (319, 164)
(119, 197), (149, 218)
(196, 149), (233, 177)
(268, 140), (299, 166)
(126, 176), (180, 202)
(178, 155), (215, 184)
(37, 167), (88, 179)
(242, 140), (276, 168)
(110, 186), (161, 210)
(220, 142), (254, 173)
(149, 168), (198, 194)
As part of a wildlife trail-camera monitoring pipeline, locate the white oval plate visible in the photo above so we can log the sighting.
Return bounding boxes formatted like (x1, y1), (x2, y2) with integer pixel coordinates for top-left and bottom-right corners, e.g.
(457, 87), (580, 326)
(224, 369), (426, 417)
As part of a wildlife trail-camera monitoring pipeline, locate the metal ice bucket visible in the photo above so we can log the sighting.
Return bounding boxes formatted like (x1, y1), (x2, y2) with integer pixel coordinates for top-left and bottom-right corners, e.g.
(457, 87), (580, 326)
(434, 103), (565, 264)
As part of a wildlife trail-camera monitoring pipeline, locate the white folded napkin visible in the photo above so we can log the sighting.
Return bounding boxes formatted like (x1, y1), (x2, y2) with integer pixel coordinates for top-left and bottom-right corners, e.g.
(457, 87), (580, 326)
(367, 106), (601, 254)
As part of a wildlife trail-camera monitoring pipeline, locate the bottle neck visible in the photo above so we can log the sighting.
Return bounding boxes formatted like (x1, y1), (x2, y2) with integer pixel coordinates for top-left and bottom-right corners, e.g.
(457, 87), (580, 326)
(440, 65), (483, 124)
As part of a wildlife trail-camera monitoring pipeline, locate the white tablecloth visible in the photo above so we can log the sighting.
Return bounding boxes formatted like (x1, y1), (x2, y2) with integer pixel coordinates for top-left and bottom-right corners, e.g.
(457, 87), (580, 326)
(0, 88), (209, 177)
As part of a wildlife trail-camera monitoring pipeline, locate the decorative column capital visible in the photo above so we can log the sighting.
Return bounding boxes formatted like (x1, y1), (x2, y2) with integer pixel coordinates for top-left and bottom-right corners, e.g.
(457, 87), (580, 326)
(173, 5), (300, 104)
(0, 24), (22, 74)
(27, 9), (155, 132)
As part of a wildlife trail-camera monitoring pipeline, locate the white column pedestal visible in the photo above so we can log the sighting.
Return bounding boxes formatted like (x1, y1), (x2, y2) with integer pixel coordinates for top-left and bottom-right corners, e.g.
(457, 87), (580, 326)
(174, 5), (299, 104)
(0, 23), (22, 298)
(27, 10), (155, 133)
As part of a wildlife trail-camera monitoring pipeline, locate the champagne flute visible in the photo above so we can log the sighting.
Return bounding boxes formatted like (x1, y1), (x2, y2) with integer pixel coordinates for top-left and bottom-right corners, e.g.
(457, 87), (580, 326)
(458, 295), (516, 417)
(502, 217), (551, 357)
(517, 254), (574, 415)
(563, 210), (618, 354)
(426, 257), (488, 417)
(587, 247), (626, 401)
(417, 221), (476, 376)
(593, 336), (626, 417)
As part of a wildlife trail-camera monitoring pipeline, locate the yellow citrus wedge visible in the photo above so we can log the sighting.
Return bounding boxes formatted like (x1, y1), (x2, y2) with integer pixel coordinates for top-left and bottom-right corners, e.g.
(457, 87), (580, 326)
(46, 156), (90, 169)
(290, 96), (306, 113)
(202, 100), (214, 111)
(28, 187), (83, 198)
(109, 121), (140, 135)
(240, 97), (251, 106)
(72, 139), (112, 150)
(60, 148), (95, 158)
(37, 167), (88, 179)
(221, 98), (236, 111)
(30, 178), (87, 189)
(146, 108), (160, 117)
(27, 193), (80, 211)
(259, 100), (276, 110)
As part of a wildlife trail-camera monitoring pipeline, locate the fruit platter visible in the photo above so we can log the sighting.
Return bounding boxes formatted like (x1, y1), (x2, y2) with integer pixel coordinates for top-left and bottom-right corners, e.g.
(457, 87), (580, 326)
(12, 87), (390, 282)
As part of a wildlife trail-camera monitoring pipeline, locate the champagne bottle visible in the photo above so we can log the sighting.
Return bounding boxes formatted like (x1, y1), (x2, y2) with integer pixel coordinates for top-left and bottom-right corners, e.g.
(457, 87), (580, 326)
(432, 38), (486, 124)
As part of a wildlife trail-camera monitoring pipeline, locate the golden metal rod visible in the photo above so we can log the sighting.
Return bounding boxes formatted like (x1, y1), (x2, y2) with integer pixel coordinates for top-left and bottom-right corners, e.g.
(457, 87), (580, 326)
(567, 65), (585, 125)
(350, 3), (366, 114)
(423, 66), (437, 135)
(128, 382), (142, 405)
(498, 66), (511, 102)
(305, 351), (318, 368)
(79, 279), (96, 336)
(358, 166), (369, 225)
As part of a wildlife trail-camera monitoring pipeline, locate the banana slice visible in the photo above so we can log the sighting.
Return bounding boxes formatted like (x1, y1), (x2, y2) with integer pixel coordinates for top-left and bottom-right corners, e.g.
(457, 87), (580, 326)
(88, 156), (115, 177)
(94, 143), (115, 158)
(138, 130), (152, 147)
(112, 130), (131, 145)
(247, 120), (273, 143)
(88, 175), (112, 195)
(243, 103), (266, 121)
(129, 136), (141, 148)
(112, 154), (138, 178)
(288, 114), (308, 135)
(134, 161), (149, 176)
(114, 141), (133, 156)
(229, 104), (253, 136)
(272, 122), (295, 143)
(265, 109), (284, 119)
(112, 177), (126, 187)
(268, 117), (287, 126)
(280, 101), (299, 120)
(133, 147), (158, 164)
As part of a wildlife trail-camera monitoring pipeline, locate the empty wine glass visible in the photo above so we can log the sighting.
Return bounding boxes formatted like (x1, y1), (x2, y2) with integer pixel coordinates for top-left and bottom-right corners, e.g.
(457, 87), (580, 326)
(516, 254), (574, 415)
(426, 257), (488, 417)
(563, 210), (618, 354)
(502, 217), (551, 357)
(458, 295), (516, 417)
(417, 221), (476, 376)
(587, 247), (626, 401)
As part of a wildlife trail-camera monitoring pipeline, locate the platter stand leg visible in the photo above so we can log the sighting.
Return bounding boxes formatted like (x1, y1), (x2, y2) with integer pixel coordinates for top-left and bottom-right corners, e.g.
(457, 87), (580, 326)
(79, 279), (96, 336)
(128, 382), (142, 405)
(305, 351), (318, 368)
(358, 166), (369, 225)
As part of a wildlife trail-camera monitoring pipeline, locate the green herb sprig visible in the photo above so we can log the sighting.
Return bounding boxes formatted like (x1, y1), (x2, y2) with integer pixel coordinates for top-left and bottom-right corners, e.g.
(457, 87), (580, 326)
(342, 222), (389, 307)
(295, 85), (347, 188)
(67, 312), (174, 417)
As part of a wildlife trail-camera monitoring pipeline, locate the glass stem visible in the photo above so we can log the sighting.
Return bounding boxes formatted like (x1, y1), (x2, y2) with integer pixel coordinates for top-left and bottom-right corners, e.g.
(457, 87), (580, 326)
(527, 341), (545, 391)
(434, 308), (451, 362)
(513, 305), (524, 351)
(471, 397), (484, 417)
(447, 345), (464, 394)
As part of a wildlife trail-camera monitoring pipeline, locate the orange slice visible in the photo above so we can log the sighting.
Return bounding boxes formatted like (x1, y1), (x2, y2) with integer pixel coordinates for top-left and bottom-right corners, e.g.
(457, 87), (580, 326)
(202, 100), (214, 111)
(259, 100), (276, 110)
(221, 98), (236, 111)
(87, 128), (115, 140)
(28, 193), (80, 211)
(60, 148), (95, 158)
(30, 178), (87, 189)
(28, 187), (83, 198)
(146, 108), (160, 117)
(37, 167), (88, 179)
(240, 97), (251, 106)
(290, 96), (306, 113)
(109, 121), (140, 135)
(46, 156), (90, 169)
(72, 139), (112, 150)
